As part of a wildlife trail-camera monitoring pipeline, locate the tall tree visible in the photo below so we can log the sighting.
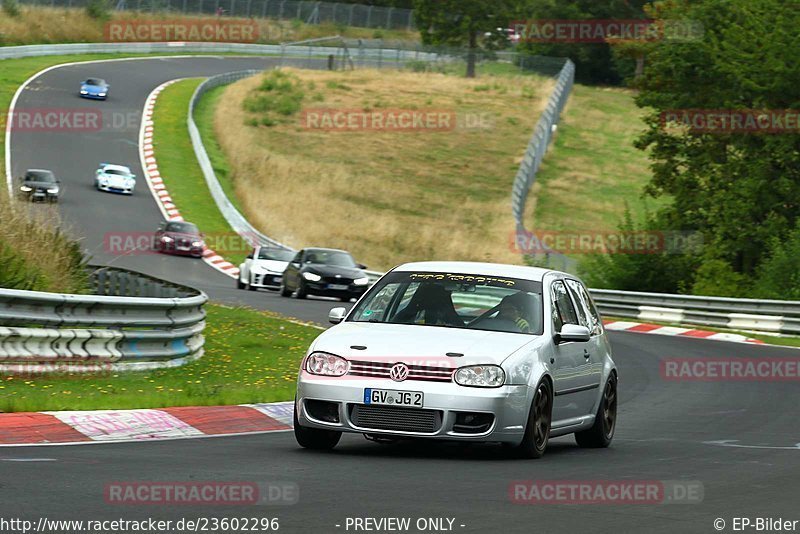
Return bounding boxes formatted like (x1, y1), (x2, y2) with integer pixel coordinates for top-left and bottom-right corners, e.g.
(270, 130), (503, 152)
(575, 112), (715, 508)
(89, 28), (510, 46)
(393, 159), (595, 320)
(635, 0), (800, 284)
(413, 0), (519, 77)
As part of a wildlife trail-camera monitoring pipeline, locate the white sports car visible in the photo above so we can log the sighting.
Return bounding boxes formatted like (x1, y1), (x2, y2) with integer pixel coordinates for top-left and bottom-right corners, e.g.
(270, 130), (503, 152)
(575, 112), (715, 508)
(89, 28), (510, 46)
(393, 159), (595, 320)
(294, 261), (618, 459)
(238, 246), (296, 290)
(95, 163), (136, 195)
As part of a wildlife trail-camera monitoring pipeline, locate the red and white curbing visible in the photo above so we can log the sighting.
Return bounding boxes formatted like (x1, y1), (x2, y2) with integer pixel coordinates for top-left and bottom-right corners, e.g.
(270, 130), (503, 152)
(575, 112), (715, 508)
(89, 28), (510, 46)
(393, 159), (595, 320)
(0, 401), (293, 446)
(603, 320), (764, 345)
(139, 80), (240, 278)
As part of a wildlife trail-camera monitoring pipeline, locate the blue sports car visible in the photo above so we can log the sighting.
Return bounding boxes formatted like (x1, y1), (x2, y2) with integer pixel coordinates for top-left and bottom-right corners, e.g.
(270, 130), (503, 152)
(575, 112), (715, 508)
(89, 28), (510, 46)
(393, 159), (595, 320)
(79, 78), (109, 100)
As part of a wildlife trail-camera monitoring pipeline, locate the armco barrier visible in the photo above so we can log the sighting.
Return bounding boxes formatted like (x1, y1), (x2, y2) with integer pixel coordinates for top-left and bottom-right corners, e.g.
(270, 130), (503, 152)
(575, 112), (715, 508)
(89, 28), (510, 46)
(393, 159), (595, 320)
(0, 266), (207, 373)
(590, 289), (800, 336)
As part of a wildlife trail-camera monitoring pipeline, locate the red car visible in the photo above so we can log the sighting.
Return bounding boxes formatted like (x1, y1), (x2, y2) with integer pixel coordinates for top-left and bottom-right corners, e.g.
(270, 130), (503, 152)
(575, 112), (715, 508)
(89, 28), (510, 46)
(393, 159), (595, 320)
(154, 220), (205, 258)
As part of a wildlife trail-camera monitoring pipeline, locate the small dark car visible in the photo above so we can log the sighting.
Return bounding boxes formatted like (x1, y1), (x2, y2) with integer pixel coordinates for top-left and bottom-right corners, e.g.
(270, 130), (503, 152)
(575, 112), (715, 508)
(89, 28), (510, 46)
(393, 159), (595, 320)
(280, 248), (369, 302)
(18, 169), (60, 202)
(154, 220), (205, 258)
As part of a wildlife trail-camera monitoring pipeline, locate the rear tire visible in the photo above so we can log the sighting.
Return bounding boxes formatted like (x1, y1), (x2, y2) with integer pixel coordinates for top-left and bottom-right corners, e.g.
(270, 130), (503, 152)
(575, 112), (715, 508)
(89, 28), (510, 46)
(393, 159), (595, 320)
(575, 373), (617, 448)
(516, 378), (552, 459)
(294, 402), (341, 450)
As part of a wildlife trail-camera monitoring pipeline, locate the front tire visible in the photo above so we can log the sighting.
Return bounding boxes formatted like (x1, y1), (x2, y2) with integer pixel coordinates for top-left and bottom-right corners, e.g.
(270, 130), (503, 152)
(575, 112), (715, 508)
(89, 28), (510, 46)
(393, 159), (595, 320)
(280, 281), (292, 297)
(237, 276), (245, 290)
(294, 403), (341, 450)
(294, 281), (307, 299)
(575, 373), (617, 448)
(516, 378), (552, 459)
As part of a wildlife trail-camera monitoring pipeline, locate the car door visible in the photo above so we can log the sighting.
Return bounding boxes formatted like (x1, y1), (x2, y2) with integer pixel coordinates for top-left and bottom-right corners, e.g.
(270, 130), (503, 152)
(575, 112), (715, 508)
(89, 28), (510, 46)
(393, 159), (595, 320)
(284, 250), (304, 290)
(565, 279), (604, 412)
(549, 279), (596, 423)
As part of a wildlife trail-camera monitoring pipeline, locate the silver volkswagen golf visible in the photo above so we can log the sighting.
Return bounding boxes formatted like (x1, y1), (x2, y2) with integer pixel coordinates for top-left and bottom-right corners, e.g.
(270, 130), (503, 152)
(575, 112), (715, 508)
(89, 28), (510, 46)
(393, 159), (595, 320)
(294, 261), (617, 458)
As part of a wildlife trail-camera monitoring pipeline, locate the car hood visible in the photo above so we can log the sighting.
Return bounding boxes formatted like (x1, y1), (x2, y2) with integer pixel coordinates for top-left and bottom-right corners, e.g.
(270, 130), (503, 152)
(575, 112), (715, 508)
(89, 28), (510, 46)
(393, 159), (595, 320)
(23, 181), (57, 189)
(253, 259), (289, 272)
(99, 174), (134, 185)
(163, 232), (202, 241)
(311, 322), (537, 366)
(305, 265), (365, 278)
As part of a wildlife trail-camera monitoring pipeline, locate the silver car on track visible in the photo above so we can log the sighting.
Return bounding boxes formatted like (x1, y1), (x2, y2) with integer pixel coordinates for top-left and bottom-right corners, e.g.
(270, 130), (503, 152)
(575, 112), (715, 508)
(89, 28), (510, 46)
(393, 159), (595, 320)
(294, 261), (618, 458)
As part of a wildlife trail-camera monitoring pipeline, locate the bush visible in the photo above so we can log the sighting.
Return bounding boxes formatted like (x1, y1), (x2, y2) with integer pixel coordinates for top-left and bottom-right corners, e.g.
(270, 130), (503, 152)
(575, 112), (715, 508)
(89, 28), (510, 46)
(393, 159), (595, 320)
(243, 70), (305, 125)
(2, 0), (20, 17)
(577, 207), (699, 293)
(690, 258), (751, 298)
(752, 226), (800, 299)
(85, 0), (110, 20)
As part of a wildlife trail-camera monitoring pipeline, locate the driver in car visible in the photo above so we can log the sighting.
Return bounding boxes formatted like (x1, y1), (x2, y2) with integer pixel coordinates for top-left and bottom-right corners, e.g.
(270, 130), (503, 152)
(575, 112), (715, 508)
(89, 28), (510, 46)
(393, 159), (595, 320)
(497, 293), (532, 333)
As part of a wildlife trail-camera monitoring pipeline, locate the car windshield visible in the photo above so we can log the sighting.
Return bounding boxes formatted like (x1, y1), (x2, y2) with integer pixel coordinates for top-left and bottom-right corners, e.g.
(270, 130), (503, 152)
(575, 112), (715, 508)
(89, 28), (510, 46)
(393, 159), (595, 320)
(305, 250), (357, 267)
(258, 248), (295, 261)
(25, 171), (54, 183)
(105, 169), (130, 176)
(349, 271), (544, 335)
(165, 222), (199, 234)
(85, 79), (105, 86)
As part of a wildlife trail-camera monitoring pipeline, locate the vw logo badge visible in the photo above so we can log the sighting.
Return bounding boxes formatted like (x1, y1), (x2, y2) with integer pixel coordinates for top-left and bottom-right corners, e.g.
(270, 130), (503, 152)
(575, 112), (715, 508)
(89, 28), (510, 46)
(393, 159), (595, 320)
(389, 363), (409, 382)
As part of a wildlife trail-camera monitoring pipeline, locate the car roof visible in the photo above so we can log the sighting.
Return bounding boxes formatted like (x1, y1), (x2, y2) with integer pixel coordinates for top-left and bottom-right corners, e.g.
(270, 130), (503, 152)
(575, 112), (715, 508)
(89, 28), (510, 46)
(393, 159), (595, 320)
(26, 168), (53, 174)
(304, 247), (349, 254)
(101, 164), (132, 173)
(392, 261), (566, 282)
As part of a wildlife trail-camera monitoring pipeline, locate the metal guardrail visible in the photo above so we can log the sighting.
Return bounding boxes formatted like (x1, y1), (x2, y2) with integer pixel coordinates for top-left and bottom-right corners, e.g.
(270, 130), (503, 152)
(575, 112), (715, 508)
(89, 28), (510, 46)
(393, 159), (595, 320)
(590, 289), (800, 335)
(0, 266), (207, 373)
(16, 0), (417, 31)
(511, 58), (575, 272)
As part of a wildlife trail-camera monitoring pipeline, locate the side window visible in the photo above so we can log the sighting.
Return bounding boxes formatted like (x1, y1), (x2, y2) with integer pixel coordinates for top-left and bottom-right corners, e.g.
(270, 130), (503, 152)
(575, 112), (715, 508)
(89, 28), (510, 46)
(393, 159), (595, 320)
(565, 279), (591, 331)
(551, 281), (579, 331)
(576, 281), (603, 335)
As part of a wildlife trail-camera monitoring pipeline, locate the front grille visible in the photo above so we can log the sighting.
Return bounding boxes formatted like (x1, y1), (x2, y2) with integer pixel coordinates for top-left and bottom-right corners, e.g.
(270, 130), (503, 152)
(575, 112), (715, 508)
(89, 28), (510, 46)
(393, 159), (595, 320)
(322, 276), (353, 285)
(348, 360), (454, 382)
(349, 404), (442, 433)
(177, 238), (191, 248)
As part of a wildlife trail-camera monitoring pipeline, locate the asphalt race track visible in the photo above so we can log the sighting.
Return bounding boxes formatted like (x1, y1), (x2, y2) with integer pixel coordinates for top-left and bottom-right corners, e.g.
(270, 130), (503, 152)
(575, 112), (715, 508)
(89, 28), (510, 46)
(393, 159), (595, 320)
(4, 56), (800, 533)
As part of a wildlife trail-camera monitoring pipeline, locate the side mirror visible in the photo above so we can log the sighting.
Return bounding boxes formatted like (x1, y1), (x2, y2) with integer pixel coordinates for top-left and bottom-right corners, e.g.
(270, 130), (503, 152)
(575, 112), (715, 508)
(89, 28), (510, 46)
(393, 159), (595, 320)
(246, 253), (253, 259)
(328, 307), (347, 324)
(357, 263), (367, 270)
(556, 324), (591, 344)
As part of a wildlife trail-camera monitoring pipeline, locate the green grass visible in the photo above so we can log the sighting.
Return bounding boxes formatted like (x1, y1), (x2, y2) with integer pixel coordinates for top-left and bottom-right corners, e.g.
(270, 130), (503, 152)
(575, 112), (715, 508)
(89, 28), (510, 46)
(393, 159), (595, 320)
(151, 79), (248, 266)
(194, 84), (243, 213)
(0, 304), (320, 412)
(530, 84), (665, 234)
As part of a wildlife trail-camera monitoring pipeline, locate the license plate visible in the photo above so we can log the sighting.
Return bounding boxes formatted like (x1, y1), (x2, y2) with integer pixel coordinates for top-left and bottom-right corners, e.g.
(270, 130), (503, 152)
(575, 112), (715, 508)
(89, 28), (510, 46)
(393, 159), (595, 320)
(328, 283), (349, 290)
(364, 388), (423, 408)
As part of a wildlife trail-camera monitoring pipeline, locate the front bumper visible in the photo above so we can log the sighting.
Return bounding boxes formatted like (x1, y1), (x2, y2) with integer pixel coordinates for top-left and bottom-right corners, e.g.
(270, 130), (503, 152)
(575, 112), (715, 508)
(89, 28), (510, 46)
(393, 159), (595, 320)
(250, 272), (283, 288)
(304, 281), (367, 299)
(97, 183), (134, 195)
(158, 242), (203, 257)
(80, 92), (107, 100)
(296, 374), (531, 444)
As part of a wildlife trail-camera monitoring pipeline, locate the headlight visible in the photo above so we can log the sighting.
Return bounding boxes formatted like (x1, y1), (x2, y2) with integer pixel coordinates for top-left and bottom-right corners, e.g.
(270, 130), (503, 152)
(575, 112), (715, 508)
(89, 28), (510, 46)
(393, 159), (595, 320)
(20, 185), (32, 192)
(305, 352), (348, 376)
(80, 90), (88, 94)
(191, 241), (203, 247)
(454, 365), (505, 388)
(161, 236), (174, 243)
(302, 272), (322, 282)
(353, 277), (369, 286)
(98, 93), (106, 97)
(47, 187), (58, 194)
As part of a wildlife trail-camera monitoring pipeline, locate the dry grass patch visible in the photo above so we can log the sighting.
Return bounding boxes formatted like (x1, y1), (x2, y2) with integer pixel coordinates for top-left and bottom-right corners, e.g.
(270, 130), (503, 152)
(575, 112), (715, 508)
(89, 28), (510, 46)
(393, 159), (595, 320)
(214, 68), (554, 270)
(0, 6), (417, 46)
